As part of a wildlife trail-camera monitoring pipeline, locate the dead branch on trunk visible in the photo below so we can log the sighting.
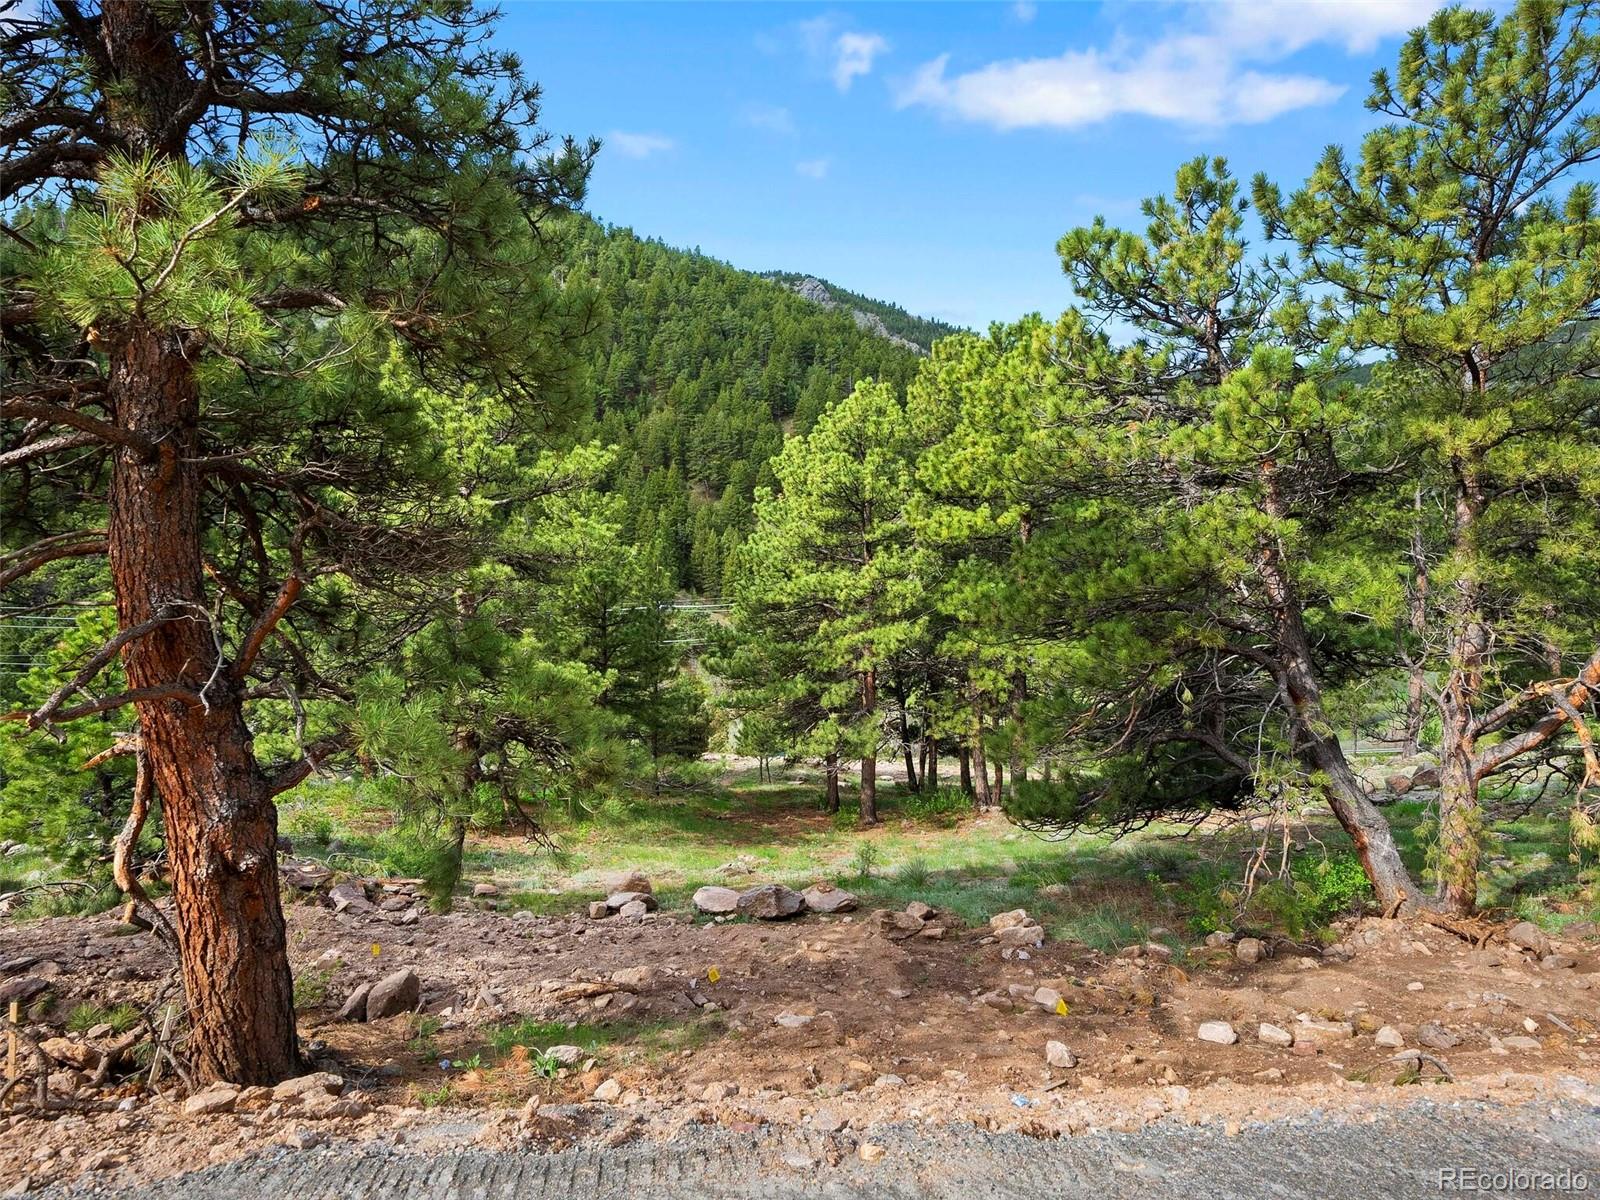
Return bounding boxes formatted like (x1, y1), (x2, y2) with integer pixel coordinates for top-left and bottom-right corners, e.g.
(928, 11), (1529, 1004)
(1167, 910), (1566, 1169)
(112, 747), (180, 954)
(24, 611), (183, 729)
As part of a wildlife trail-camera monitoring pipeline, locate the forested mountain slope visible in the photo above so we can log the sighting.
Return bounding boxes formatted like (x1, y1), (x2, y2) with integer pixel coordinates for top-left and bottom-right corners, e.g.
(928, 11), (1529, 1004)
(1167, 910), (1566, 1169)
(568, 224), (935, 594)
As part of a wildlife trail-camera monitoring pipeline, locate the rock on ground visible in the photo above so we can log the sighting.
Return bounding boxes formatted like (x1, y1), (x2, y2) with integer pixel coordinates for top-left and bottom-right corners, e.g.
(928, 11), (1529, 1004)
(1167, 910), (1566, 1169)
(336, 982), (372, 1022)
(365, 967), (420, 1021)
(737, 884), (805, 920)
(1506, 921), (1551, 958)
(801, 884), (857, 914)
(693, 886), (740, 914)
(1045, 1040), (1077, 1068)
(1198, 1021), (1238, 1045)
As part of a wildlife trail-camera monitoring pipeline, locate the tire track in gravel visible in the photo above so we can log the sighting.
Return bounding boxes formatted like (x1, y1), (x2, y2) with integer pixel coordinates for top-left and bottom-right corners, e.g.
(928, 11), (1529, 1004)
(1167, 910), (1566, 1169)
(49, 1096), (1600, 1200)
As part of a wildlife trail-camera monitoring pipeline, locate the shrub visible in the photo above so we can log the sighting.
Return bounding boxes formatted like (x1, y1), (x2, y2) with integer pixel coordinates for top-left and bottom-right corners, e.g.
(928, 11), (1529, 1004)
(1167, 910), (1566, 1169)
(899, 787), (970, 827)
(850, 841), (882, 879)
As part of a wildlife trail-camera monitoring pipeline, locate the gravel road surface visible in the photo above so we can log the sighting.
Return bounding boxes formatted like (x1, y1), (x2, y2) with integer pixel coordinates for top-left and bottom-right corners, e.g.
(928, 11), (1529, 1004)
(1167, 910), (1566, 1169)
(62, 1095), (1600, 1200)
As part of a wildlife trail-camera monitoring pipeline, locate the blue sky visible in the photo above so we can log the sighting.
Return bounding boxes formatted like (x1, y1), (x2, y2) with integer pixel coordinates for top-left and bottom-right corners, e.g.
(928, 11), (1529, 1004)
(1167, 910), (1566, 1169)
(502, 1), (1440, 329)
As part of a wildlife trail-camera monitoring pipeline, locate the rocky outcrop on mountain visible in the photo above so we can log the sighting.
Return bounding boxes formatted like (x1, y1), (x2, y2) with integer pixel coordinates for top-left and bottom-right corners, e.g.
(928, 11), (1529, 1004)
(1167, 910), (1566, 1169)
(779, 276), (928, 355)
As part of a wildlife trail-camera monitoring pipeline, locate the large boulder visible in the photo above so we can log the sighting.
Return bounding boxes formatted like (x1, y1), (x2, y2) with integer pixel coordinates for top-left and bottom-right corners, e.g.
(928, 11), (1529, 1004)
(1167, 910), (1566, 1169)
(693, 886), (740, 915)
(801, 883), (858, 914)
(737, 884), (805, 920)
(365, 967), (420, 1020)
(599, 870), (652, 895)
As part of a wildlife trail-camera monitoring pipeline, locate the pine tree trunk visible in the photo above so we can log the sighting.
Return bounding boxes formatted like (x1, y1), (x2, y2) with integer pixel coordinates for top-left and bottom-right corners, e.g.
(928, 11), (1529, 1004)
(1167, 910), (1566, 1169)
(859, 667), (879, 824)
(1401, 486), (1429, 756)
(1257, 460), (1426, 915)
(824, 752), (840, 812)
(1435, 469), (1490, 914)
(1437, 620), (1489, 914)
(991, 758), (1005, 808)
(958, 745), (973, 795)
(108, 326), (299, 1083)
(971, 715), (991, 810)
(1008, 672), (1026, 785)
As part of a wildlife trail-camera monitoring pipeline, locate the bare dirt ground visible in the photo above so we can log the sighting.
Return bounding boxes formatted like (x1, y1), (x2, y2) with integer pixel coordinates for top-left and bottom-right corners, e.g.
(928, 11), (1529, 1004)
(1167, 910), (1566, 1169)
(3, 886), (1598, 1195)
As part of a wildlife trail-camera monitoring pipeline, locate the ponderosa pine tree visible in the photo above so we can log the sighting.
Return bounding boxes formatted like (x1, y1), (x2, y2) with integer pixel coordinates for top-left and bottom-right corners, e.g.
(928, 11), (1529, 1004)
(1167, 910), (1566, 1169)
(733, 380), (930, 824)
(916, 159), (1427, 911)
(2, 1), (595, 1081)
(1258, 0), (1600, 912)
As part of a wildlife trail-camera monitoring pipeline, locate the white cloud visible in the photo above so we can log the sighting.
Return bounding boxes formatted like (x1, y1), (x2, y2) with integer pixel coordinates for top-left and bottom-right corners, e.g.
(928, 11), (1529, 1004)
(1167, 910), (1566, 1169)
(833, 31), (889, 91)
(896, 0), (1435, 130)
(1011, 1), (1038, 24)
(742, 104), (796, 135)
(607, 131), (676, 159)
(789, 17), (890, 91)
(795, 158), (831, 179)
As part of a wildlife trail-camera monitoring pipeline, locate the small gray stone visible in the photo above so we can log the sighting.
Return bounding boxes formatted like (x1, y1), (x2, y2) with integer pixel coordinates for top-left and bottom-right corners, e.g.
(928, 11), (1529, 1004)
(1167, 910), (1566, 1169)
(272, 1072), (344, 1102)
(995, 923), (1044, 949)
(1045, 1040), (1077, 1068)
(183, 1085), (239, 1117)
(1198, 1020), (1238, 1045)
(1257, 1022), (1294, 1047)
(1235, 937), (1266, 965)
(605, 891), (657, 912)
(1506, 921), (1551, 958)
(618, 899), (650, 919)
(1417, 1022), (1461, 1050)
(1374, 1025), (1405, 1049)
(329, 880), (374, 915)
(588, 901), (610, 919)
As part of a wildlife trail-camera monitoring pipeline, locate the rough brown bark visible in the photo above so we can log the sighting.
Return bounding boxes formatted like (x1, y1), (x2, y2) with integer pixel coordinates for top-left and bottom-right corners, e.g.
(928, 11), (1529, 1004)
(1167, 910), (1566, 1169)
(824, 751), (841, 813)
(958, 744), (973, 795)
(107, 325), (300, 1083)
